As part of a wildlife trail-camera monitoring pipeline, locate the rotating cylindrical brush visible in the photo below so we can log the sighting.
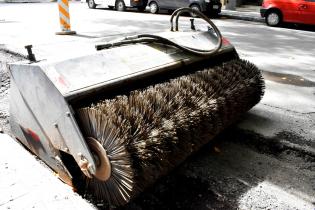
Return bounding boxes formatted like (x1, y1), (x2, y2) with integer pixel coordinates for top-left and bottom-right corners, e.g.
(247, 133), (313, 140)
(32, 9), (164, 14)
(76, 59), (264, 206)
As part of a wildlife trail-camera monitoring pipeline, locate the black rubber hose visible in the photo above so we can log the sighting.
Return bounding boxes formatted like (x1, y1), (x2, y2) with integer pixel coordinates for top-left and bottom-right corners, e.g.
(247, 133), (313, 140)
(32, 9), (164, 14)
(95, 38), (156, 50)
(137, 33), (221, 56)
(96, 7), (222, 56)
(138, 8), (222, 56)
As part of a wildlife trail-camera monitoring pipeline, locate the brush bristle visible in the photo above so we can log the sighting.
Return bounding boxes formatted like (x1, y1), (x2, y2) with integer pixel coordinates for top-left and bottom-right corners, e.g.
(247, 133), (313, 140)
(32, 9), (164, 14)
(76, 59), (265, 206)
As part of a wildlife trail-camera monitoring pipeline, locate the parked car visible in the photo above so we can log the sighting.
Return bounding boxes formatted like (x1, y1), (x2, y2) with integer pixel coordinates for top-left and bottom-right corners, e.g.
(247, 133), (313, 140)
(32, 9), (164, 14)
(147, 0), (222, 16)
(260, 0), (315, 26)
(87, 0), (148, 12)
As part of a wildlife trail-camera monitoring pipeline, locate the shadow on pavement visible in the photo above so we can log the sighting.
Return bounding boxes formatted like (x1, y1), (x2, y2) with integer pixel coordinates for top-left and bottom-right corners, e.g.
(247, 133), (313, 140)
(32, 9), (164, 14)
(281, 22), (315, 33)
(95, 7), (220, 18)
(96, 7), (171, 15)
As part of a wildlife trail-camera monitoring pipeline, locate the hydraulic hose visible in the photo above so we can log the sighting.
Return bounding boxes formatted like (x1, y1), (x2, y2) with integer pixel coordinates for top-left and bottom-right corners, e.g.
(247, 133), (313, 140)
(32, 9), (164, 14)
(96, 8), (222, 56)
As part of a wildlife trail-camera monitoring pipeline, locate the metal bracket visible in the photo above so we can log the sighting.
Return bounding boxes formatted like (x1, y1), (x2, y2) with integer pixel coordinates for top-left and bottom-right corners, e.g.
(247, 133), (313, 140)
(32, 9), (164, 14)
(25, 45), (36, 62)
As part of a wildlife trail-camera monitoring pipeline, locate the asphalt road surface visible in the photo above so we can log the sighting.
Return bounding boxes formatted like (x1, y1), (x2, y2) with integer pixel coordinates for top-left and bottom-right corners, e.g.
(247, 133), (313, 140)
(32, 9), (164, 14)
(0, 2), (314, 210)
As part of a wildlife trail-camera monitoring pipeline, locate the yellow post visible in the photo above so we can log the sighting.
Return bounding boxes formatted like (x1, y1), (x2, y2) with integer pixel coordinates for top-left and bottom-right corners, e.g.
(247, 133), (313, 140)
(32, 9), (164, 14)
(56, 0), (76, 35)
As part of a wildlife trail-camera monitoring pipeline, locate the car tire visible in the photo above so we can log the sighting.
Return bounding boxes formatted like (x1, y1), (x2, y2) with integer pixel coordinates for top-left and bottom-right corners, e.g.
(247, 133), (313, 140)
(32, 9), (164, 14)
(190, 4), (201, 17)
(265, 11), (282, 26)
(87, 0), (96, 9)
(115, 0), (126, 12)
(149, 1), (159, 14)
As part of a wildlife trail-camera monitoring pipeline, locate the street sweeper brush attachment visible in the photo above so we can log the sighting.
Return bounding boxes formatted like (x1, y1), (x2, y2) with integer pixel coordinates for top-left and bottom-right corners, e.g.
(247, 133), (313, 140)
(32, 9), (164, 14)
(76, 59), (264, 205)
(9, 8), (264, 207)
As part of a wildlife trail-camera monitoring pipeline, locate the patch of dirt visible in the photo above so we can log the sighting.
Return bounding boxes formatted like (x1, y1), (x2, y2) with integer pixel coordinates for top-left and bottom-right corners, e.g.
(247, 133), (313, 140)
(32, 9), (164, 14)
(118, 175), (235, 210)
(262, 70), (315, 87)
(0, 50), (25, 133)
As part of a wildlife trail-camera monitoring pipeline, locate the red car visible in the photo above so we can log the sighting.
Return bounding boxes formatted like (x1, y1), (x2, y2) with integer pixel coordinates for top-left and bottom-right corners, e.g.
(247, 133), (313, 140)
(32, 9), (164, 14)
(260, 0), (315, 26)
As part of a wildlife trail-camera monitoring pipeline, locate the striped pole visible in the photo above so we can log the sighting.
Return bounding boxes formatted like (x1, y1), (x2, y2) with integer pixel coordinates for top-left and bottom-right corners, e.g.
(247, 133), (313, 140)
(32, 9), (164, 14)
(56, 0), (76, 35)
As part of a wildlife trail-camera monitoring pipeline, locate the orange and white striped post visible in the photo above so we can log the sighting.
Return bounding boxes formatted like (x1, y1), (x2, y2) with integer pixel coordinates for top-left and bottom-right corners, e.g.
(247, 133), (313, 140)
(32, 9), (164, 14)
(56, 0), (76, 35)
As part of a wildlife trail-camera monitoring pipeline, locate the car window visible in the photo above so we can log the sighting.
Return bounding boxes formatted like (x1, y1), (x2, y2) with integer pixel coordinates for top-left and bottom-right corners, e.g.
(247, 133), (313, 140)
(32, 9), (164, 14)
(304, 0), (315, 2)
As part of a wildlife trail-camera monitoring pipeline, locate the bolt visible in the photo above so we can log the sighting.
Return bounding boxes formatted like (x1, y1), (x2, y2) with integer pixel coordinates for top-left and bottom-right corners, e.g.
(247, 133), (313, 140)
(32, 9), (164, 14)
(66, 112), (71, 117)
(207, 26), (214, 33)
(78, 156), (93, 178)
(79, 159), (89, 172)
(190, 18), (196, 31)
(88, 163), (95, 173)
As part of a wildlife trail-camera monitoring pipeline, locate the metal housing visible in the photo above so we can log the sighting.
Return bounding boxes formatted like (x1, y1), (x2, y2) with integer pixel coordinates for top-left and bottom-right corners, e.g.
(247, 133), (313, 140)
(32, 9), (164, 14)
(9, 30), (235, 184)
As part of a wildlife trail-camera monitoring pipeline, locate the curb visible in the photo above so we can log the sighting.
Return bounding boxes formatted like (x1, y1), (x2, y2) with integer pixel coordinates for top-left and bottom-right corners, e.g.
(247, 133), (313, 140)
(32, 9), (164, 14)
(219, 11), (264, 23)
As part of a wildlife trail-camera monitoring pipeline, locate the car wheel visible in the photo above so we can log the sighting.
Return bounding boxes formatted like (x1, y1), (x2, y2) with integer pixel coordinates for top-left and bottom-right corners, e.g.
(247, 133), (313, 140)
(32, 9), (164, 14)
(266, 11), (282, 26)
(149, 1), (159, 14)
(87, 0), (96, 9)
(115, 0), (126, 12)
(190, 4), (201, 17)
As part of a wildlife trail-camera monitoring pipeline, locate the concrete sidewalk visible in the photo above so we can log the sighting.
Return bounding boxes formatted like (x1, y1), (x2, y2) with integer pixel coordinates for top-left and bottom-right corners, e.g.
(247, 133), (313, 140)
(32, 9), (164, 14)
(0, 134), (96, 210)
